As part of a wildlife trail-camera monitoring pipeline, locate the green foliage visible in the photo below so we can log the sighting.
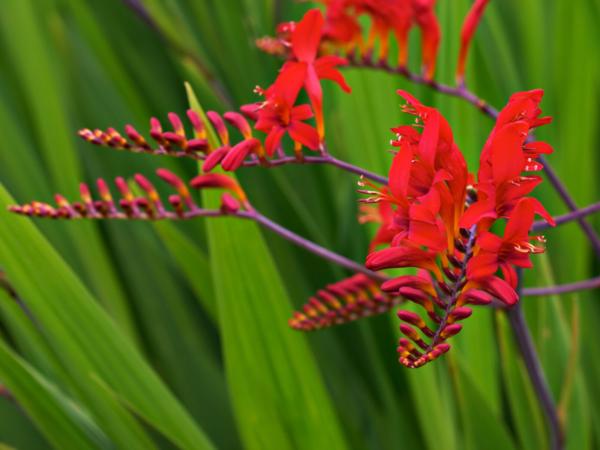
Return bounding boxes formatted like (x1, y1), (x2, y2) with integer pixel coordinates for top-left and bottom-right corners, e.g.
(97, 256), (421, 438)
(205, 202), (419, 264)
(0, 0), (598, 449)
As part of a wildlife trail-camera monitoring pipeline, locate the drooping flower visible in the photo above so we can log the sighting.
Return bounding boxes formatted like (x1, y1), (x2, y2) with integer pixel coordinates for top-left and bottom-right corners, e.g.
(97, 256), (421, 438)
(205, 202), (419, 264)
(359, 90), (553, 368)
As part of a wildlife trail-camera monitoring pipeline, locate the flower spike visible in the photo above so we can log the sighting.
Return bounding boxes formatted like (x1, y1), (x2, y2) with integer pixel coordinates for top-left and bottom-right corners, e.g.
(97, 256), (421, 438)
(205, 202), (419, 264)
(361, 90), (553, 368)
(9, 170), (250, 221)
(289, 274), (401, 331)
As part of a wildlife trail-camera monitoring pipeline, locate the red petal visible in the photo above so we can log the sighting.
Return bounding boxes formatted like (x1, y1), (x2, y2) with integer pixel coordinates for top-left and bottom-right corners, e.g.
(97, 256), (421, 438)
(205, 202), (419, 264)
(288, 121), (320, 150)
(389, 142), (413, 199)
(271, 62), (307, 106)
(503, 198), (535, 242)
(490, 121), (528, 185)
(314, 55), (351, 93)
(290, 104), (314, 121)
(291, 9), (324, 62)
(459, 199), (497, 228)
(264, 126), (286, 156)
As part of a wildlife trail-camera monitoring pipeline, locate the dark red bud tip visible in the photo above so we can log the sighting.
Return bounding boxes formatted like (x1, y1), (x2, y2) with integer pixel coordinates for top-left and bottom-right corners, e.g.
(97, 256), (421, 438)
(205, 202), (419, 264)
(239, 103), (261, 121)
(162, 132), (186, 146)
(397, 287), (429, 302)
(434, 343), (451, 354)
(168, 112), (184, 134)
(449, 307), (472, 322)
(186, 110), (205, 136)
(223, 112), (252, 139)
(464, 289), (493, 305)
(441, 323), (462, 339)
(221, 139), (260, 171)
(150, 117), (162, 133)
(190, 173), (247, 202)
(399, 324), (420, 341)
(187, 138), (208, 151)
(156, 168), (183, 188)
(79, 183), (92, 202)
(220, 193), (240, 213)
(202, 146), (229, 172)
(397, 310), (425, 327)
(134, 174), (154, 193)
(207, 111), (229, 145)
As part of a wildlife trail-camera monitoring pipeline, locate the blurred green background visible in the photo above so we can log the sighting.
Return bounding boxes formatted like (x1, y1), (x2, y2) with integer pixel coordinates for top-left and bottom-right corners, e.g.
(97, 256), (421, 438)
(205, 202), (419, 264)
(0, 0), (599, 449)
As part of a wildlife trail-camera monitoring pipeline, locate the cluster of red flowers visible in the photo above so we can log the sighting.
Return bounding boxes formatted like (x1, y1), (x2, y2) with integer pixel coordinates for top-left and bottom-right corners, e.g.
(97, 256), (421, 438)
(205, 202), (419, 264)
(359, 89), (554, 367)
(260, 1), (440, 78)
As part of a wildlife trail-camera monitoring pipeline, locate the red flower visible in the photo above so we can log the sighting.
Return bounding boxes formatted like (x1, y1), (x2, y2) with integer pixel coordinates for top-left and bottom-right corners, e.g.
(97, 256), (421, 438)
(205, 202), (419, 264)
(254, 96), (320, 156)
(467, 198), (546, 288)
(461, 90), (555, 229)
(271, 9), (351, 139)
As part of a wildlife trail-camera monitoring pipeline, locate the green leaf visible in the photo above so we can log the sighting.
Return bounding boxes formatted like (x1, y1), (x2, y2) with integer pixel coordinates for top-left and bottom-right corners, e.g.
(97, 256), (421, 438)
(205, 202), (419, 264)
(0, 184), (214, 450)
(0, 339), (109, 450)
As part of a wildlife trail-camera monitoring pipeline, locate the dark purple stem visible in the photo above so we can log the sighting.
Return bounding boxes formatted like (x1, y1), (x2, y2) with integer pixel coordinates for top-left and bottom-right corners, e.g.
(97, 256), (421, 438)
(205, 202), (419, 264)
(536, 158), (600, 256)
(522, 275), (600, 297)
(348, 58), (499, 117)
(250, 210), (387, 282)
(507, 299), (563, 450)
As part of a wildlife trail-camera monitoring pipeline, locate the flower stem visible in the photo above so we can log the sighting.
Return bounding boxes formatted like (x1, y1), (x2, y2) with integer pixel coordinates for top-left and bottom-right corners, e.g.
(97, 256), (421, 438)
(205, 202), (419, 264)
(506, 302), (563, 450)
(249, 211), (387, 282)
(522, 275), (600, 297)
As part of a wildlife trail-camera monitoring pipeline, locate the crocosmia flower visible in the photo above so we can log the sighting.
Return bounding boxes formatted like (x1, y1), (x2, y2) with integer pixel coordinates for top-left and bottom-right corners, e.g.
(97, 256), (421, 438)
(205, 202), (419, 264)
(358, 90), (554, 368)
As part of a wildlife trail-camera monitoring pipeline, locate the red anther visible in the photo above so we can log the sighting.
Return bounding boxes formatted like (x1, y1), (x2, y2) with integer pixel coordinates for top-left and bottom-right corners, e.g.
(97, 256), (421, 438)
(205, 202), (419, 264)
(115, 176), (133, 200)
